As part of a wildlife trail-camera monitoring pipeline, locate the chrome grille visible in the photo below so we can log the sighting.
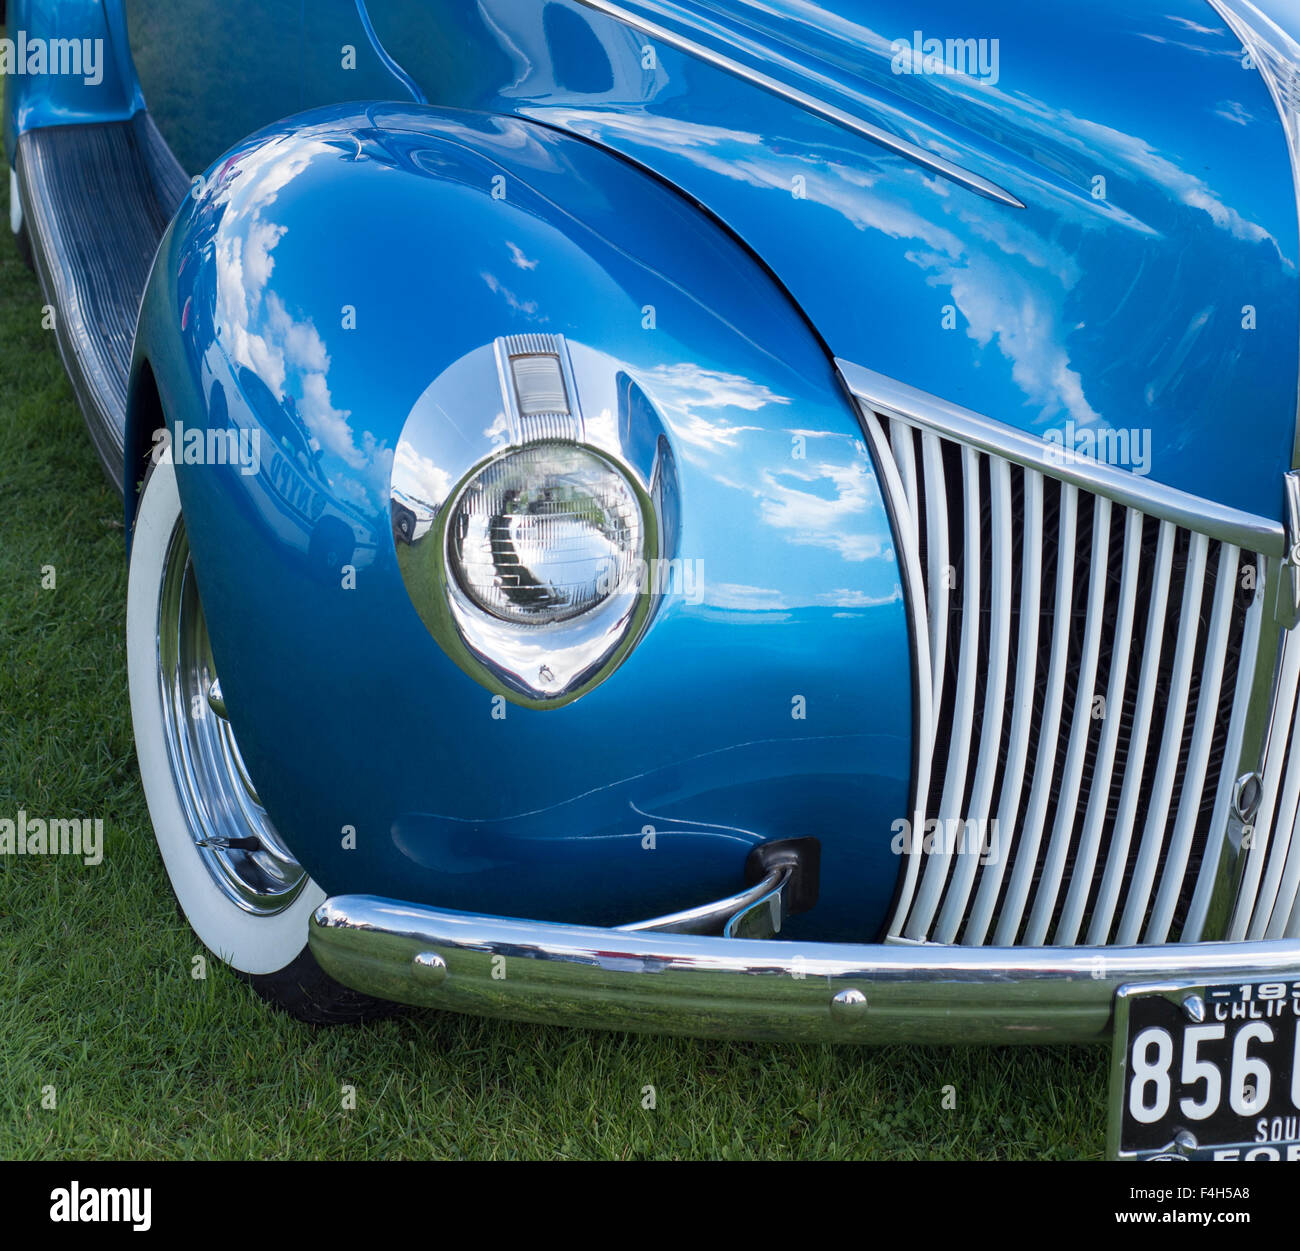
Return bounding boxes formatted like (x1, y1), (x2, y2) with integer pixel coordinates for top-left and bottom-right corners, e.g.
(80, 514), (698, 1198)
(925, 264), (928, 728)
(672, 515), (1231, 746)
(861, 408), (1271, 946)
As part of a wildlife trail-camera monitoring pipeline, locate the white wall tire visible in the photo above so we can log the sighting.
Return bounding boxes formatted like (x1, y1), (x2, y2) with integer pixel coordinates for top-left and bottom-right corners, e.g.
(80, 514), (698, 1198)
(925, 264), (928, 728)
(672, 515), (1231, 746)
(127, 453), (321, 973)
(127, 454), (398, 1021)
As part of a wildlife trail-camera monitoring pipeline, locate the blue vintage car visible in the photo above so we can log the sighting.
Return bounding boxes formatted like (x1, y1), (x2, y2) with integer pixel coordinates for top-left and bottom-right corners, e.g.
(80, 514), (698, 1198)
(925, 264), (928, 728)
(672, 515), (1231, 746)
(8, 0), (1300, 1158)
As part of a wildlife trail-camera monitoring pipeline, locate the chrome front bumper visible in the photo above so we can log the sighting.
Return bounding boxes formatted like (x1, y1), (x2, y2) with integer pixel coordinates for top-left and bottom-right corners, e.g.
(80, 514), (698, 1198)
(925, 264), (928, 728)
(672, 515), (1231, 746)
(309, 895), (1300, 1044)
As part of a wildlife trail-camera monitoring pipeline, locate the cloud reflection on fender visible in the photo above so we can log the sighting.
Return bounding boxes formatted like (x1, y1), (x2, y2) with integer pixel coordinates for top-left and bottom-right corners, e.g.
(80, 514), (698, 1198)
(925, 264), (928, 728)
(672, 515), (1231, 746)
(204, 136), (393, 511)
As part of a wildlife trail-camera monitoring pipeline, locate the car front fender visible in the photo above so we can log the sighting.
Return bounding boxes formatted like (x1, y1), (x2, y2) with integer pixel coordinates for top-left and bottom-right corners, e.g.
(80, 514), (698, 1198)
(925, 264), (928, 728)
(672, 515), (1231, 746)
(127, 103), (912, 939)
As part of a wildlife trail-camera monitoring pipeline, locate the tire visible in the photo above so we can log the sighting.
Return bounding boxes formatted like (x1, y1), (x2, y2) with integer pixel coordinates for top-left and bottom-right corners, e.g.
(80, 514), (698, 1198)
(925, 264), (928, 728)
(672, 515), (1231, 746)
(14, 219), (34, 271)
(9, 168), (34, 272)
(127, 453), (399, 1023)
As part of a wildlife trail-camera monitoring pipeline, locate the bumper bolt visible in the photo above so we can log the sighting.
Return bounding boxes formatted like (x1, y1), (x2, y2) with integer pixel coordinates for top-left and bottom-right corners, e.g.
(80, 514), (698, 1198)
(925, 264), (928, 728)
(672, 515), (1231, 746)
(411, 951), (448, 985)
(830, 987), (867, 1020)
(1182, 994), (1206, 1023)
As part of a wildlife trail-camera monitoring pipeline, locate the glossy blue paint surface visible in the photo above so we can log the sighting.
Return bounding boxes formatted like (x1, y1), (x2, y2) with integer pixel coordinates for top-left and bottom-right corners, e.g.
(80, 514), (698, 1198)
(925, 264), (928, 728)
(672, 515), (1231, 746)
(116, 0), (1300, 516)
(133, 106), (912, 938)
(371, 0), (1300, 520)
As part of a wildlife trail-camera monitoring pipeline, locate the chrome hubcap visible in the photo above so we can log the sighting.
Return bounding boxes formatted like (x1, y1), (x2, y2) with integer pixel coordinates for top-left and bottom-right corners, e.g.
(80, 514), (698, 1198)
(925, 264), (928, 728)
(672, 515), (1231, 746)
(157, 518), (307, 915)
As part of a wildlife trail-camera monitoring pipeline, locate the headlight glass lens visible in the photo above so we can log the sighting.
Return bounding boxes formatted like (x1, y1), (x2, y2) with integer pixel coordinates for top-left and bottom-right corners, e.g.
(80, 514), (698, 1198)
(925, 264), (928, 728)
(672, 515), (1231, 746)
(448, 443), (643, 625)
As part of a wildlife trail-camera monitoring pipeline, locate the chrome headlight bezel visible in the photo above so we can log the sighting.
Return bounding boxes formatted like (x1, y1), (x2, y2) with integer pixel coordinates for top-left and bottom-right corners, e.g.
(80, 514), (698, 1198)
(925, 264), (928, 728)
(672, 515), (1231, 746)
(391, 334), (679, 707)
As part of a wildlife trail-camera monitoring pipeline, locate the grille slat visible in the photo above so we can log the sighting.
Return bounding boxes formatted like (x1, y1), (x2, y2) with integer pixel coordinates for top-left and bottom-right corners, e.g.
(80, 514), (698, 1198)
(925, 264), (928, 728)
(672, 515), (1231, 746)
(908, 445), (984, 939)
(1026, 493), (1111, 945)
(995, 483), (1078, 945)
(1229, 637), (1300, 940)
(1087, 521), (1177, 944)
(1232, 634), (1300, 939)
(863, 407), (1274, 946)
(1184, 576), (1266, 941)
(1264, 807), (1300, 938)
(1252, 737), (1300, 939)
(1055, 508), (1144, 944)
(934, 457), (1014, 942)
(856, 413), (934, 923)
(965, 471), (1043, 944)
(1146, 542), (1239, 941)
(921, 430), (950, 718)
(1116, 531), (1209, 943)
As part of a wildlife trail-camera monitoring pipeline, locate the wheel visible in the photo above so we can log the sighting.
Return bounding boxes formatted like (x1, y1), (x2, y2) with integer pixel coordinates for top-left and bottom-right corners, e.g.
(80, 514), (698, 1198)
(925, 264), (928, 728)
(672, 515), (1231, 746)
(127, 453), (399, 1023)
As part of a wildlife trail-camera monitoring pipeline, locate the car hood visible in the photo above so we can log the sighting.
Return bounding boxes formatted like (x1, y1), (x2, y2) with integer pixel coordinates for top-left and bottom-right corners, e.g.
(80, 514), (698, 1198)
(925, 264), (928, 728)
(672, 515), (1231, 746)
(407, 0), (1300, 520)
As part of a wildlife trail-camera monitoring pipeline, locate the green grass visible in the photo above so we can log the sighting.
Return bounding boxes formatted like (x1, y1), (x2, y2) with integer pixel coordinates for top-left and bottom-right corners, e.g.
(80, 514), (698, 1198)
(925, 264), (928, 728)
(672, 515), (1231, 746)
(0, 143), (1108, 1162)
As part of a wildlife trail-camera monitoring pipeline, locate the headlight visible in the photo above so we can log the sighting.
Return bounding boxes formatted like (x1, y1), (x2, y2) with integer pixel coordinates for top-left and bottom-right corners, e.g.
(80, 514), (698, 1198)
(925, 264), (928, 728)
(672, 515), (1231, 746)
(448, 443), (644, 625)
(390, 334), (680, 707)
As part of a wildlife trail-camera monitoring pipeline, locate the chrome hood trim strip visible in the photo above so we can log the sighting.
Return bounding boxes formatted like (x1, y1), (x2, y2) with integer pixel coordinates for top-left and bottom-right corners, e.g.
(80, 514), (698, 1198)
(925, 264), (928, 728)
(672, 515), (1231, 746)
(572, 0), (1025, 208)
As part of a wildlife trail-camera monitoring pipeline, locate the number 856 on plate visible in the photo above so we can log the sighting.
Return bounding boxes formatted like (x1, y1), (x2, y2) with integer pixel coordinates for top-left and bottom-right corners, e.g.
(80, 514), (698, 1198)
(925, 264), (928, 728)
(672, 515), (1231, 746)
(1108, 978), (1300, 1161)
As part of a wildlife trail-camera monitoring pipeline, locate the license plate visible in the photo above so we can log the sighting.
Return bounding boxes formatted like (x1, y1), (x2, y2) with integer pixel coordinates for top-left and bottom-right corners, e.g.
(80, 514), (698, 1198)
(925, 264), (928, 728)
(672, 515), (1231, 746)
(1108, 977), (1300, 1160)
